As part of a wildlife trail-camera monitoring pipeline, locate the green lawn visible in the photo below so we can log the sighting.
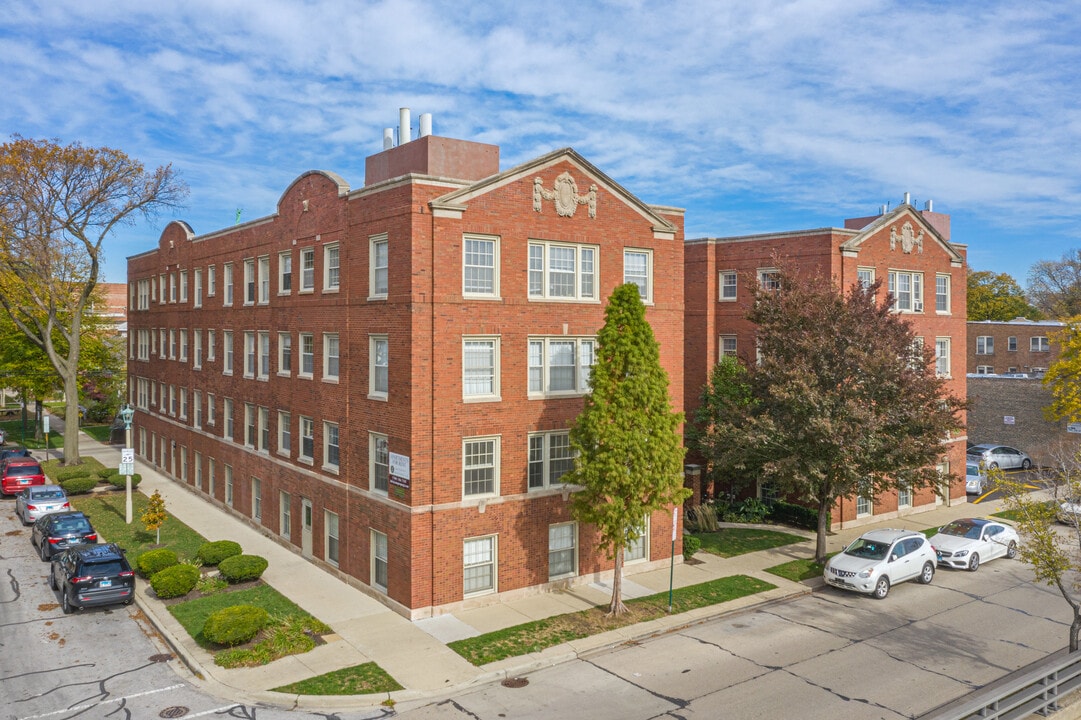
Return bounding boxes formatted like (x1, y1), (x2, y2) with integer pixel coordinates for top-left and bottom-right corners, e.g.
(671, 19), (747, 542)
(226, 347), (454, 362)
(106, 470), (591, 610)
(1, 418), (64, 450)
(272, 663), (403, 696)
(81, 424), (115, 443)
(691, 528), (807, 558)
(448, 574), (776, 666)
(765, 556), (830, 582)
(70, 491), (207, 566)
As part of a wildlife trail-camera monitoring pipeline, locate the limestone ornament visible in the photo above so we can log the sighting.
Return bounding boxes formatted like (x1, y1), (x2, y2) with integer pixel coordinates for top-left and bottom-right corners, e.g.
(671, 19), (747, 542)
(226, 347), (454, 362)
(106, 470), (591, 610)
(889, 221), (924, 254)
(533, 172), (597, 218)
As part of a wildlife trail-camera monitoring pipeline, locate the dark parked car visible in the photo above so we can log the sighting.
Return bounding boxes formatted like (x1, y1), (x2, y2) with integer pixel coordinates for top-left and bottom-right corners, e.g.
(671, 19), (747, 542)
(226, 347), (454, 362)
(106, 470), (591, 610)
(49, 543), (134, 613)
(1, 458), (46, 496)
(0, 446), (34, 463)
(31, 511), (98, 561)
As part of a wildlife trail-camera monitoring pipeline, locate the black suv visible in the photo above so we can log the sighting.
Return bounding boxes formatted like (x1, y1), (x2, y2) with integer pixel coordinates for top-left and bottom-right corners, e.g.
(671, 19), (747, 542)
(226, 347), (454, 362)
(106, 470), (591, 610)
(0, 446), (33, 463)
(49, 543), (135, 613)
(32, 511), (98, 561)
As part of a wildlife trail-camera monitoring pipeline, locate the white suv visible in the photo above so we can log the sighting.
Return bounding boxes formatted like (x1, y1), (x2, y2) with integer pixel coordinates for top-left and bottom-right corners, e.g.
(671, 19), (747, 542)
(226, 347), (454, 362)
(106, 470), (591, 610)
(824, 528), (937, 599)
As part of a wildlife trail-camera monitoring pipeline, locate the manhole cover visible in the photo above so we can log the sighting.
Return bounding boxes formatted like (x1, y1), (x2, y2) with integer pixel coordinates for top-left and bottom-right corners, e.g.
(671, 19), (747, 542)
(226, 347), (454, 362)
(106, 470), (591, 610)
(159, 706), (189, 718)
(149, 653), (174, 663)
(501, 677), (529, 688)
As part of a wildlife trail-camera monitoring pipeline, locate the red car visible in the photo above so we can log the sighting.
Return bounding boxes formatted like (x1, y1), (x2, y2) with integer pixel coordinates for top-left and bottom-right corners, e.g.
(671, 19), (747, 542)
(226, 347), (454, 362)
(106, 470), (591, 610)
(1, 459), (46, 496)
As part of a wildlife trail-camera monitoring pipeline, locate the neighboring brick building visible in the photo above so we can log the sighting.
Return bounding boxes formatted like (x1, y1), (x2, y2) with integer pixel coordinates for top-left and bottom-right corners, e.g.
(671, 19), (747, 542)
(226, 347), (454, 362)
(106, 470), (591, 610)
(967, 318), (1064, 376)
(685, 198), (969, 528)
(965, 376), (1078, 466)
(126, 129), (685, 618)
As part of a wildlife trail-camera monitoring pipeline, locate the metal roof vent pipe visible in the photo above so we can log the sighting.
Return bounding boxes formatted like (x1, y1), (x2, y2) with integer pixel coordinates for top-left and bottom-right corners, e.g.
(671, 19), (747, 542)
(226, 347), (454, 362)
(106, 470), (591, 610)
(419, 113), (432, 137)
(399, 107), (412, 144)
(880, 204), (888, 215)
(383, 128), (394, 150)
(903, 191), (911, 205)
(924, 199), (933, 212)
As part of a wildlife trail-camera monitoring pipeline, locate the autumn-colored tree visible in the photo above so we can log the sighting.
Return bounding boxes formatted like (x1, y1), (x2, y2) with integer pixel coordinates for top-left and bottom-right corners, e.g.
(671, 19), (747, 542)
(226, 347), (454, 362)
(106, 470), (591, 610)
(141, 490), (168, 545)
(967, 269), (1042, 321)
(997, 453), (1081, 651)
(1029, 250), (1081, 319)
(693, 265), (965, 562)
(0, 136), (186, 465)
(565, 283), (690, 616)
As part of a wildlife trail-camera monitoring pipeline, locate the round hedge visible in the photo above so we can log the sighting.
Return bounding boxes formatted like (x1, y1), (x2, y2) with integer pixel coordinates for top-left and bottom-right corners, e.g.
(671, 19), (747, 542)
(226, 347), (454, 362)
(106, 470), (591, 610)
(60, 476), (98, 495)
(137, 548), (179, 577)
(55, 466), (93, 482)
(202, 604), (269, 646)
(97, 467), (117, 479)
(196, 540), (242, 566)
(149, 563), (200, 599)
(217, 554), (268, 583)
(682, 535), (702, 560)
(106, 473), (141, 488)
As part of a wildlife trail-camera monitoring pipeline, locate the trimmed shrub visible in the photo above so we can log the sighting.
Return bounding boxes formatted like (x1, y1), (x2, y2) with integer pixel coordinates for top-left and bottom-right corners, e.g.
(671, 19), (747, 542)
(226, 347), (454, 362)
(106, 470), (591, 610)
(218, 554), (268, 583)
(97, 467), (117, 479)
(202, 605), (269, 646)
(767, 501), (826, 531)
(60, 476), (98, 495)
(55, 466), (93, 482)
(149, 563), (200, 599)
(106, 473), (141, 489)
(137, 548), (179, 577)
(197, 540), (242, 566)
(682, 535), (702, 560)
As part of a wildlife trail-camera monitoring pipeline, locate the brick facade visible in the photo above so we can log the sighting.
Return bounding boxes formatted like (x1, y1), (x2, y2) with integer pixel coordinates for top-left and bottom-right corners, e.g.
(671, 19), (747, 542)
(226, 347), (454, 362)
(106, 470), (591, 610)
(967, 319), (1063, 376)
(127, 140), (684, 618)
(967, 376), (1077, 466)
(685, 203), (969, 528)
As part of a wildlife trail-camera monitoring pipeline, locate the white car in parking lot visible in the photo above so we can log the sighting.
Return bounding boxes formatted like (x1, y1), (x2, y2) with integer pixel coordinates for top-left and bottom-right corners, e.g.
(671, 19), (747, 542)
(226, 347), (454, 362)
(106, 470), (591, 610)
(823, 528), (937, 599)
(929, 518), (1019, 571)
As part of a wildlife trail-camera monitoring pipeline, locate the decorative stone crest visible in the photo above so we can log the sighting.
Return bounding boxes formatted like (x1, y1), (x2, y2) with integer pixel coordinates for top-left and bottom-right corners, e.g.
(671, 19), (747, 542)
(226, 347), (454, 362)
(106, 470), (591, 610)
(889, 221), (924, 254)
(533, 172), (597, 218)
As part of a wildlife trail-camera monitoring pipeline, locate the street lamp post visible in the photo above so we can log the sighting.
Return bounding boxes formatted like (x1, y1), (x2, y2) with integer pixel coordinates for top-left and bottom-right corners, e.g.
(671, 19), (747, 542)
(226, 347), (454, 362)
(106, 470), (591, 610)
(119, 404), (135, 524)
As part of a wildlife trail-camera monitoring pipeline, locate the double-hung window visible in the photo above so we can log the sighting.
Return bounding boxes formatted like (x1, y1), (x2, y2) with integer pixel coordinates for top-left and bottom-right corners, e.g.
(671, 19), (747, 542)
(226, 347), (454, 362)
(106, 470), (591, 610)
(278, 332), (292, 375)
(251, 478), (262, 520)
(719, 270), (738, 300)
(169, 273), (177, 302)
(463, 536), (496, 595)
(935, 338), (951, 377)
(193, 330), (202, 369)
(1032, 336), (1050, 352)
(719, 335), (737, 359)
(300, 248), (315, 292)
(370, 336), (388, 398)
(299, 333), (314, 378)
(528, 241), (597, 301)
(888, 270), (924, 312)
(277, 411), (291, 455)
(278, 251), (292, 294)
(935, 274), (951, 313)
(324, 243), (340, 292)
(463, 337), (499, 400)
(623, 249), (652, 303)
(463, 436), (499, 497)
(323, 421), (339, 471)
(244, 332), (256, 378)
(245, 403), (256, 447)
(370, 433), (389, 493)
(193, 390), (202, 428)
(207, 265), (216, 297)
(224, 263), (234, 306)
(549, 523), (577, 579)
(370, 234), (388, 298)
(371, 530), (388, 592)
(300, 416), (314, 461)
(758, 268), (781, 291)
(528, 431), (575, 489)
(258, 256), (270, 304)
(179, 271), (188, 302)
(463, 234), (498, 297)
(323, 333), (339, 381)
(857, 267), (875, 291)
(207, 329), (216, 361)
(224, 399), (234, 441)
(325, 511), (339, 566)
(258, 332), (270, 379)
(179, 330), (188, 362)
(194, 268), (203, 307)
(258, 407), (269, 451)
(976, 336), (994, 355)
(528, 337), (594, 396)
(243, 259), (255, 305)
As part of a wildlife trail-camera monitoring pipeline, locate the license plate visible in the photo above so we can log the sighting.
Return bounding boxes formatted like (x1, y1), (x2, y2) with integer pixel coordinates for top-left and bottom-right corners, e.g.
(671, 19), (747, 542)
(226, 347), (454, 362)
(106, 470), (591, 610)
(19, 479), (28, 485)
(100, 579), (112, 588)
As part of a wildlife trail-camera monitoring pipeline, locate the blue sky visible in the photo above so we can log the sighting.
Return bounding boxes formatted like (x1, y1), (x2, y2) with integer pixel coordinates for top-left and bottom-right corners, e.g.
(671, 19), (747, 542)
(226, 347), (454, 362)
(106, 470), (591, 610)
(1, 0), (1077, 285)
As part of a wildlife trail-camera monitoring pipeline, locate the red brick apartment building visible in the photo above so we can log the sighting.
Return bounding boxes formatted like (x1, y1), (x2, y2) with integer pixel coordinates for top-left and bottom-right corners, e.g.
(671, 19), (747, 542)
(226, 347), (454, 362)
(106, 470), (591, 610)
(685, 198), (969, 527)
(968, 318), (1064, 376)
(126, 130), (685, 618)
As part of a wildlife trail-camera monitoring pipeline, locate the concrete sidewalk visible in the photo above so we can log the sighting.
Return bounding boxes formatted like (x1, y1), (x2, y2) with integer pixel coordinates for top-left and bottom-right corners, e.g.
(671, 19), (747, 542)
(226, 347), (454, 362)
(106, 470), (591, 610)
(66, 427), (1002, 711)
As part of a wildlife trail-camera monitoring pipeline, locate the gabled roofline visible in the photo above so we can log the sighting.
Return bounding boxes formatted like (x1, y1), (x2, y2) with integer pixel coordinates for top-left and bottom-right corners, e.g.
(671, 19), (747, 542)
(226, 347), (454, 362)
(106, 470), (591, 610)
(839, 204), (963, 265)
(429, 147), (680, 235)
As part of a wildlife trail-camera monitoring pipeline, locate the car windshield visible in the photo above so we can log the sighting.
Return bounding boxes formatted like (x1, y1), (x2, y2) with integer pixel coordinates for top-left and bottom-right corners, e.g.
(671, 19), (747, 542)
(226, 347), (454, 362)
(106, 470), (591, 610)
(939, 520), (982, 539)
(844, 538), (890, 560)
(967, 464), (981, 477)
(7, 464), (42, 476)
(52, 518), (91, 534)
(32, 489), (65, 499)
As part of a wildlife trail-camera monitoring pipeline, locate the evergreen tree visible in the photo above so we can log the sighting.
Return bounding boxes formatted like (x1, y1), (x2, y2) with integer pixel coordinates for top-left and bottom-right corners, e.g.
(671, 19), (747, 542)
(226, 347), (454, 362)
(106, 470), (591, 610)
(566, 283), (689, 616)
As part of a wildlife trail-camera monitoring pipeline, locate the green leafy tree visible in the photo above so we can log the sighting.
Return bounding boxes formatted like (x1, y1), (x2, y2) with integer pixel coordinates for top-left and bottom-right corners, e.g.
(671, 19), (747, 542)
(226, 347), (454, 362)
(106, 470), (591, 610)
(141, 490), (168, 545)
(967, 269), (1042, 321)
(997, 453), (1081, 651)
(0, 136), (186, 465)
(687, 355), (755, 499)
(1029, 250), (1081, 319)
(565, 283), (690, 616)
(0, 309), (61, 440)
(1043, 321), (1081, 422)
(693, 265), (964, 562)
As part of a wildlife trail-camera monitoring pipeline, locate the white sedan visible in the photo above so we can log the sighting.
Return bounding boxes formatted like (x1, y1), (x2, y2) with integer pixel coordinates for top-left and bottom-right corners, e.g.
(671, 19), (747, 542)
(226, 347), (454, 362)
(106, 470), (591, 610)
(929, 518), (1019, 571)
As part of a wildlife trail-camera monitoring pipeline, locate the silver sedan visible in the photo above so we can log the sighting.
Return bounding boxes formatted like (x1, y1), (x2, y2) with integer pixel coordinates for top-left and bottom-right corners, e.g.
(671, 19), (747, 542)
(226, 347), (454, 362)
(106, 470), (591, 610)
(15, 484), (71, 525)
(967, 444), (1033, 471)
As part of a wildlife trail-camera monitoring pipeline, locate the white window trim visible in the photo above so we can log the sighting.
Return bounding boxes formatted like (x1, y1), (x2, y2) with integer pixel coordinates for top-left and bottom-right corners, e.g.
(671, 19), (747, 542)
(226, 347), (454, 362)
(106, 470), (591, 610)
(462, 233), (500, 299)
(323, 333), (340, 383)
(463, 535), (497, 597)
(758, 267), (781, 291)
(462, 435), (500, 499)
(625, 515), (650, 564)
(719, 270), (738, 301)
(325, 510), (340, 567)
(370, 432), (389, 495)
(300, 247), (315, 293)
(278, 332), (292, 377)
(370, 335), (389, 400)
(548, 522), (578, 580)
(280, 491), (291, 539)
(463, 336), (500, 402)
(371, 529), (388, 593)
(299, 416), (314, 465)
(976, 336), (994, 355)
(528, 336), (595, 398)
(258, 255), (270, 305)
(935, 273), (951, 314)
(719, 334), (737, 360)
(298, 333), (314, 379)
(623, 248), (653, 304)
(527, 240), (599, 302)
(244, 258), (256, 306)
(224, 263), (234, 306)
(856, 494), (872, 518)
(323, 421), (340, 474)
(323, 243), (340, 294)
(278, 250), (292, 295)
(369, 234), (388, 300)
(528, 430), (575, 490)
(888, 269), (925, 313)
(277, 411), (291, 457)
(935, 337), (951, 378)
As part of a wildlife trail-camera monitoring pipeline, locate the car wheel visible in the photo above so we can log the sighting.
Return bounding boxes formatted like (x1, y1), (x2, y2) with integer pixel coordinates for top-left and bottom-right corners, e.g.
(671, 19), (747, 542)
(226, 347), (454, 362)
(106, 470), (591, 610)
(61, 590), (73, 614)
(968, 553), (980, 572)
(48, 570), (57, 590)
(917, 561), (935, 584)
(989, 462), (1000, 470)
(1022, 459), (1032, 470)
(124, 599), (134, 606)
(872, 576), (890, 599)
(1007, 541), (1018, 559)
(39, 541), (49, 562)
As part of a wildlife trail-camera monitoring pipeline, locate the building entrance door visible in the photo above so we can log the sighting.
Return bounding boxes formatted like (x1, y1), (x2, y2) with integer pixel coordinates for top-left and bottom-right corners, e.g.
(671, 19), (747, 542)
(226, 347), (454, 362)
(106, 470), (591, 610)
(301, 498), (313, 557)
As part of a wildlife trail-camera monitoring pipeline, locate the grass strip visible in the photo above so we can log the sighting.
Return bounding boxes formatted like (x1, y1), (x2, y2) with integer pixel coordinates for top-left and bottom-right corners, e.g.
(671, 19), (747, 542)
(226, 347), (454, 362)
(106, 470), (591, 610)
(272, 662), (404, 695)
(448, 574), (775, 666)
(691, 528), (807, 558)
(764, 557), (828, 582)
(70, 491), (207, 566)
